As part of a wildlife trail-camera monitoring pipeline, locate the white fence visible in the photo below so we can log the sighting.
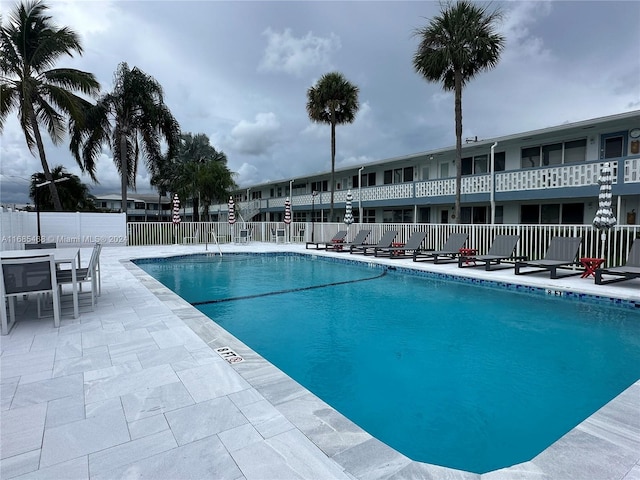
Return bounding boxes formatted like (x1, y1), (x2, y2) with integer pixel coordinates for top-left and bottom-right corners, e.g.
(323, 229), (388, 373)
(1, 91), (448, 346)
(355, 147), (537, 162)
(1, 210), (127, 251)
(127, 221), (640, 267)
(2, 211), (638, 267)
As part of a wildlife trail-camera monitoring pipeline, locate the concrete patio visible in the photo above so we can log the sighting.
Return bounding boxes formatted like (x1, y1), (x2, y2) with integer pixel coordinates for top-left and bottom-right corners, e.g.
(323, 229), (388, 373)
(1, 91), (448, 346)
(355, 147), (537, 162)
(1, 243), (639, 480)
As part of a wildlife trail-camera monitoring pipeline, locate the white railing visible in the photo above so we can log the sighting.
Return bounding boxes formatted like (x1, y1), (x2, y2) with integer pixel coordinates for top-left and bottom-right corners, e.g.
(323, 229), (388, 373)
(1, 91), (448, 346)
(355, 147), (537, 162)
(624, 157), (640, 183)
(496, 161), (618, 192)
(127, 221), (639, 268)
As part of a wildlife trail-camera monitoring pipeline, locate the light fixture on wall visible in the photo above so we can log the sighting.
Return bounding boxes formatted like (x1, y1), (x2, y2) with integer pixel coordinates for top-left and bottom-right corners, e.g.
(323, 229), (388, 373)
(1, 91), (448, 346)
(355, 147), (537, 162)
(589, 136), (595, 145)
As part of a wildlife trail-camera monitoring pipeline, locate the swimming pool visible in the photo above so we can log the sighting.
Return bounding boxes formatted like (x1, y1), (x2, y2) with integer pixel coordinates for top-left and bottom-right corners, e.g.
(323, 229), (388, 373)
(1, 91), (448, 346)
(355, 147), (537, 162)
(135, 253), (640, 474)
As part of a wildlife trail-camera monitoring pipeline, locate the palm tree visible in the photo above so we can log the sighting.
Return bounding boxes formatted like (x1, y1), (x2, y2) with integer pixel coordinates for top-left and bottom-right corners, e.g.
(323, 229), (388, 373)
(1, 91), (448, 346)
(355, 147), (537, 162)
(0, 0), (100, 211)
(413, 1), (504, 223)
(175, 133), (226, 221)
(306, 72), (359, 220)
(71, 62), (180, 214)
(196, 155), (236, 221)
(29, 165), (96, 211)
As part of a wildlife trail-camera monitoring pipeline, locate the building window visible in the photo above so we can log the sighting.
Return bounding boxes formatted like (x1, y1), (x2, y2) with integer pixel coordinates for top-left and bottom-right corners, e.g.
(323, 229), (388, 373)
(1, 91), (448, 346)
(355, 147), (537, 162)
(382, 209), (413, 223)
(461, 157), (473, 175)
(520, 203), (584, 224)
(521, 147), (540, 168)
(361, 208), (376, 223)
(355, 172), (377, 187)
(521, 139), (587, 168)
(134, 202), (145, 210)
(460, 206), (488, 224)
(311, 180), (328, 192)
(542, 143), (562, 166)
(384, 168), (413, 184)
(564, 139), (587, 163)
(462, 155), (488, 175)
(561, 203), (584, 224)
(494, 152), (506, 171)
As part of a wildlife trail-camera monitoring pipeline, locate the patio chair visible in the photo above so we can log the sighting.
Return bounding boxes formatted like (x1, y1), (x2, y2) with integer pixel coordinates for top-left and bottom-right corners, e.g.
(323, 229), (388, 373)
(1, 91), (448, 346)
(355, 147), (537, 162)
(305, 230), (348, 250)
(352, 230), (398, 255)
(413, 233), (469, 263)
(458, 235), (524, 270)
(24, 242), (56, 250)
(328, 229), (371, 252)
(595, 241), (640, 285)
(183, 228), (200, 244)
(1, 254), (60, 335)
(56, 243), (102, 311)
(235, 229), (251, 243)
(515, 236), (582, 279)
(374, 231), (427, 258)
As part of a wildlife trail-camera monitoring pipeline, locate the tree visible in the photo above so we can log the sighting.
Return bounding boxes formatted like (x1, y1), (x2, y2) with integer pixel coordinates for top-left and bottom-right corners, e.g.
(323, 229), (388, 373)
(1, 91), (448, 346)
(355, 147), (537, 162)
(150, 133), (236, 221)
(306, 72), (359, 220)
(71, 62), (180, 214)
(29, 165), (96, 211)
(0, 0), (100, 211)
(413, 0), (504, 223)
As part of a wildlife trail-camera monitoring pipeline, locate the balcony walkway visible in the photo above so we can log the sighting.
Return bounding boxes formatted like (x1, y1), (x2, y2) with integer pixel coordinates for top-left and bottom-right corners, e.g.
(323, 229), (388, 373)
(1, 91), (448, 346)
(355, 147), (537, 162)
(1, 243), (639, 480)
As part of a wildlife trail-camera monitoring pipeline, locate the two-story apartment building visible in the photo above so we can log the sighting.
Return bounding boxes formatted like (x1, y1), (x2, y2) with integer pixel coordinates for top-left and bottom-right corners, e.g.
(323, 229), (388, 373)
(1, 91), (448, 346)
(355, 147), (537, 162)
(227, 110), (640, 226)
(94, 193), (172, 222)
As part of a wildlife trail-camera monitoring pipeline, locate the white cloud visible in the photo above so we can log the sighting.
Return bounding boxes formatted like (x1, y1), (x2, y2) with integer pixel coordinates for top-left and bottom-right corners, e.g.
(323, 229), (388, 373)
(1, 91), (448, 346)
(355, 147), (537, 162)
(225, 113), (282, 155)
(235, 163), (262, 186)
(259, 28), (341, 77)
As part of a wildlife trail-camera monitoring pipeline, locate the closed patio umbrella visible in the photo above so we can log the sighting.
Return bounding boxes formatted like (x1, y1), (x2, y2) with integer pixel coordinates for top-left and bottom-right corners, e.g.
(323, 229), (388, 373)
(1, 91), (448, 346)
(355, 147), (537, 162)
(343, 190), (354, 227)
(284, 197), (291, 242)
(592, 162), (616, 253)
(172, 194), (180, 244)
(228, 196), (236, 241)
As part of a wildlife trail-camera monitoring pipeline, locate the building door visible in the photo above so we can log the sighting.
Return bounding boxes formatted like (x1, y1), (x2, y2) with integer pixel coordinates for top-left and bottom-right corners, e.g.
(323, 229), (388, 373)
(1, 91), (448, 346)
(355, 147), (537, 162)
(600, 131), (626, 159)
(440, 209), (449, 224)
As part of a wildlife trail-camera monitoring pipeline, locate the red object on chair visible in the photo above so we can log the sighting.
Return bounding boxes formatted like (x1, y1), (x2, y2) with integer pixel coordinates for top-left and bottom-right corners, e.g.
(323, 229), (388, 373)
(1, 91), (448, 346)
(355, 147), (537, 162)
(580, 257), (604, 278)
(459, 248), (477, 266)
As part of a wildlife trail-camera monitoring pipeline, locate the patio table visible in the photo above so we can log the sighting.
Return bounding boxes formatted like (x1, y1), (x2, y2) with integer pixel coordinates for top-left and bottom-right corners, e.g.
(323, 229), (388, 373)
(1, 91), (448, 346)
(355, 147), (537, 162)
(1, 247), (81, 318)
(580, 257), (605, 278)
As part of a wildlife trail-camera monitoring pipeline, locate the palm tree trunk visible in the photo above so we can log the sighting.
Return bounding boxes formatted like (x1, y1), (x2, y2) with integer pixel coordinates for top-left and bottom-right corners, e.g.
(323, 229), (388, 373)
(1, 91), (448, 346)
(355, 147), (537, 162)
(330, 118), (336, 221)
(454, 71), (463, 225)
(120, 135), (128, 214)
(30, 113), (63, 211)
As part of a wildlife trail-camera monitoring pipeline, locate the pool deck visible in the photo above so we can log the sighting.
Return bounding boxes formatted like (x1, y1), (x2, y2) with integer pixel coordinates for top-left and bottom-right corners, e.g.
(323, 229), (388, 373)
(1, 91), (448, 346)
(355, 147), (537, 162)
(1, 243), (639, 480)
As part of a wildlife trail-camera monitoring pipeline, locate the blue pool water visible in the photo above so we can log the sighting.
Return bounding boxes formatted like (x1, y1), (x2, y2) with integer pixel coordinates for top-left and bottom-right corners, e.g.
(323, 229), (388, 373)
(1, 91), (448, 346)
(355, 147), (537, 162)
(135, 253), (640, 473)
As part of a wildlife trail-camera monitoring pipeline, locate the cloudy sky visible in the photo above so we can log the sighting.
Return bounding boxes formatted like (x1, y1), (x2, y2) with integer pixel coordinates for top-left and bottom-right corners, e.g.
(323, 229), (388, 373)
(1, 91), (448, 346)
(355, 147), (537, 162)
(1, 0), (639, 206)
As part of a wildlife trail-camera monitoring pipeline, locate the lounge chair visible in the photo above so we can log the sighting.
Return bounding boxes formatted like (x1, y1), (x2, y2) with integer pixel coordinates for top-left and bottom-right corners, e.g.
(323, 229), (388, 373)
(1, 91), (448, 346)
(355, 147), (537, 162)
(514, 236), (582, 279)
(595, 241), (640, 285)
(330, 229), (371, 252)
(306, 230), (348, 250)
(374, 231), (427, 258)
(458, 235), (524, 270)
(351, 230), (398, 255)
(413, 233), (469, 263)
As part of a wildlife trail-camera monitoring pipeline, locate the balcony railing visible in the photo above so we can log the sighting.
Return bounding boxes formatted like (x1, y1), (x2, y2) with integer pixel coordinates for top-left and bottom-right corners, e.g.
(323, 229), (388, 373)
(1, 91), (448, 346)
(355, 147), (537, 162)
(214, 156), (639, 214)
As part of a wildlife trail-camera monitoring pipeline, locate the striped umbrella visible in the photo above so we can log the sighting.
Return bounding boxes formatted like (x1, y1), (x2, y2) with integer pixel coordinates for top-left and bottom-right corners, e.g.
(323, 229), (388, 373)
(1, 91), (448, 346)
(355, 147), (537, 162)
(172, 194), (181, 224)
(343, 190), (354, 226)
(283, 197), (292, 224)
(228, 196), (236, 224)
(592, 162), (616, 246)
